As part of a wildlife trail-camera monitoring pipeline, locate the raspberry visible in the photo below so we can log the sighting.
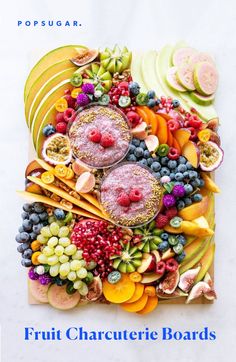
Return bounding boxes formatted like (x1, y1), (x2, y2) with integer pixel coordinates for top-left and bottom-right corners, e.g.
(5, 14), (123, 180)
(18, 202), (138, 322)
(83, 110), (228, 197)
(88, 128), (101, 143)
(126, 111), (141, 128)
(167, 119), (180, 132)
(168, 147), (180, 160)
(129, 188), (143, 202)
(165, 207), (178, 220)
(64, 94), (76, 108)
(56, 121), (67, 134)
(55, 112), (65, 123)
(155, 214), (169, 228)
(100, 133), (115, 148)
(156, 260), (166, 275)
(165, 258), (178, 272)
(117, 192), (131, 207)
(63, 108), (76, 123)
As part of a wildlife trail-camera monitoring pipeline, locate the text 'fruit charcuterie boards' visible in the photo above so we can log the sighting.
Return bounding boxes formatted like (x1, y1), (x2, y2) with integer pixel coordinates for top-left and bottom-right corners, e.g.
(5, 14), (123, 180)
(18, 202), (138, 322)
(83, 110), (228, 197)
(16, 43), (222, 313)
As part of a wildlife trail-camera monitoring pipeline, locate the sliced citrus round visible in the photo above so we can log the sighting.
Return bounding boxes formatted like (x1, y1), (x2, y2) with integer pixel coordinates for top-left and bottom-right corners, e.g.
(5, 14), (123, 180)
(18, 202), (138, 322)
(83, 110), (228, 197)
(121, 293), (148, 312)
(102, 273), (135, 304)
(198, 129), (211, 143)
(144, 286), (156, 297)
(41, 171), (55, 184)
(129, 272), (142, 283)
(54, 164), (68, 178)
(125, 283), (144, 303)
(137, 296), (158, 315)
(55, 97), (68, 112)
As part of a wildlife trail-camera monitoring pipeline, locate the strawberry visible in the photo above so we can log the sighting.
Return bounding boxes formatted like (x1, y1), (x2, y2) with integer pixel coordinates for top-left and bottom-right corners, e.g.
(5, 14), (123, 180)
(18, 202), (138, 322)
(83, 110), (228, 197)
(165, 207), (178, 220)
(56, 121), (67, 134)
(88, 129), (101, 143)
(117, 192), (131, 207)
(129, 188), (143, 202)
(100, 133), (115, 148)
(155, 214), (169, 228)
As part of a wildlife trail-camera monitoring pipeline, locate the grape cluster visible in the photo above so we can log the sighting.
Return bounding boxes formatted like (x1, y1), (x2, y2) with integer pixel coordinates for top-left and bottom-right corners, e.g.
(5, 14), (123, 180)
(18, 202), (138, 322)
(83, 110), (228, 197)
(36, 221), (93, 296)
(15, 203), (48, 267)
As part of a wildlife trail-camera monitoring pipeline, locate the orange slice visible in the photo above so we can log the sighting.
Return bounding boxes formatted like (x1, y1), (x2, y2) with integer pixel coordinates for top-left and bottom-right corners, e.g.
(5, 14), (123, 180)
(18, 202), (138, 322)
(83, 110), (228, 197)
(41, 171), (54, 184)
(144, 286), (156, 297)
(102, 274), (135, 304)
(137, 296), (158, 315)
(54, 164), (68, 178)
(125, 283), (144, 303)
(121, 293), (148, 312)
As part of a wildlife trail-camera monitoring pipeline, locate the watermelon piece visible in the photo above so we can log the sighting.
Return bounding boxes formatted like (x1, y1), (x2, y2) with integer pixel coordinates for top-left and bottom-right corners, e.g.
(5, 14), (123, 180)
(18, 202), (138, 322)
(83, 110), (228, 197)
(194, 62), (218, 96)
(47, 284), (80, 310)
(190, 52), (215, 66)
(166, 67), (186, 92)
(172, 47), (198, 66)
(190, 91), (215, 106)
(29, 279), (50, 303)
(177, 64), (195, 91)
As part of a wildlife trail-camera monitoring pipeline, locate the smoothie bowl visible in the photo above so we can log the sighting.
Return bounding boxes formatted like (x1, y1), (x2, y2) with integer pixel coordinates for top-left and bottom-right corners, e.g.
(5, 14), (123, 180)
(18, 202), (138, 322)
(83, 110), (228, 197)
(100, 162), (162, 227)
(68, 104), (131, 169)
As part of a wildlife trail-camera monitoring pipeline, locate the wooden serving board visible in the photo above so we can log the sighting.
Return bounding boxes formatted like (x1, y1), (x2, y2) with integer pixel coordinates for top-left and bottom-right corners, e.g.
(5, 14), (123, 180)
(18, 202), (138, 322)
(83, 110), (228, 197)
(27, 138), (214, 306)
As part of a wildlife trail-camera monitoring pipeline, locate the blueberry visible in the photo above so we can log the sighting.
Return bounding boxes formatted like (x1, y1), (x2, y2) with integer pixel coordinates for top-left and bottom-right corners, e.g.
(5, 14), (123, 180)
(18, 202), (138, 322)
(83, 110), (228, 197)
(22, 219), (32, 232)
(186, 162), (193, 170)
(178, 156), (187, 164)
(152, 156), (160, 163)
(160, 167), (170, 176)
(175, 251), (186, 263)
(21, 211), (29, 220)
(184, 184), (193, 195)
(177, 200), (185, 210)
(23, 203), (32, 213)
(183, 197), (192, 206)
(134, 147), (144, 158)
(156, 98), (161, 105)
(151, 162), (161, 172)
(160, 157), (169, 166)
(147, 90), (156, 99)
(128, 144), (136, 154)
(183, 171), (189, 179)
(147, 99), (156, 108)
(158, 241), (169, 252)
(29, 232), (37, 241)
(161, 232), (169, 241)
(43, 124), (56, 137)
(138, 159), (148, 166)
(170, 173), (175, 180)
(128, 82), (140, 96)
(33, 202), (45, 213)
(175, 172), (184, 181)
(139, 141), (146, 150)
(21, 258), (32, 267)
(23, 249), (33, 259)
(175, 181), (184, 186)
(18, 226), (24, 233)
(20, 232), (30, 243)
(189, 170), (198, 180)
(54, 208), (66, 220)
(176, 235), (186, 246)
(29, 213), (40, 225)
(172, 99), (180, 108)
(192, 193), (203, 202)
(191, 179), (201, 188)
(143, 150), (151, 159)
(147, 158), (154, 166)
(39, 212), (48, 222)
(17, 243), (30, 253)
(177, 164), (187, 173)
(132, 138), (140, 147)
(153, 172), (161, 179)
(127, 154), (137, 162)
(15, 233), (23, 243)
(199, 179), (205, 188)
(33, 224), (43, 234)
(168, 160), (177, 169)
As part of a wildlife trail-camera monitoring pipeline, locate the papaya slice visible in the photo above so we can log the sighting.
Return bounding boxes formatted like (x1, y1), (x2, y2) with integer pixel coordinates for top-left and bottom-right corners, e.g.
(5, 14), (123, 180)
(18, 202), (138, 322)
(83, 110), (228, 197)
(136, 107), (151, 126)
(137, 296), (158, 315)
(125, 283), (144, 303)
(167, 129), (174, 147)
(102, 274), (135, 304)
(172, 137), (181, 153)
(155, 114), (168, 144)
(141, 106), (158, 134)
(121, 293), (148, 312)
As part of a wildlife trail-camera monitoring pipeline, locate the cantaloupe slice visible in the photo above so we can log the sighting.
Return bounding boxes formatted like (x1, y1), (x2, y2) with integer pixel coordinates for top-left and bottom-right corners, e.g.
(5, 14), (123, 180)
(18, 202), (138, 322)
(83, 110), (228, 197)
(121, 293), (148, 312)
(102, 274), (135, 304)
(137, 296), (158, 315)
(155, 114), (168, 144)
(125, 283), (144, 303)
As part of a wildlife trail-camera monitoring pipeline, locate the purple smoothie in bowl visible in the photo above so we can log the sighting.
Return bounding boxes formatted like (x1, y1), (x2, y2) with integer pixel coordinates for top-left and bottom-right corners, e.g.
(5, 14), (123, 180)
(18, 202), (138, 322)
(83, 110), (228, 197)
(100, 163), (162, 227)
(68, 104), (131, 168)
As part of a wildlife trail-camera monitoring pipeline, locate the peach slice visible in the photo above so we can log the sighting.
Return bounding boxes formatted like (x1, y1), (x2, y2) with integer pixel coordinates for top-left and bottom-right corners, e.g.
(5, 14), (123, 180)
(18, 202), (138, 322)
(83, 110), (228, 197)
(200, 172), (220, 193)
(173, 128), (191, 149)
(125, 283), (144, 304)
(178, 196), (209, 221)
(145, 135), (159, 152)
(121, 293), (148, 312)
(182, 141), (200, 168)
(137, 296), (158, 315)
(131, 121), (148, 140)
(156, 114), (168, 144)
(75, 172), (95, 193)
(72, 159), (92, 176)
(141, 272), (162, 284)
(161, 248), (175, 260)
(137, 253), (153, 274)
(25, 182), (42, 195)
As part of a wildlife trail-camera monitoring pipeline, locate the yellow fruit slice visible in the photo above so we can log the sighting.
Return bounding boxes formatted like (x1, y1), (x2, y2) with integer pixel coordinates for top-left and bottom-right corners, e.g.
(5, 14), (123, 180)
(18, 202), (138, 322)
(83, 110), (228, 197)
(121, 293), (148, 312)
(137, 296), (158, 315)
(54, 164), (68, 178)
(144, 286), (156, 297)
(102, 274), (135, 304)
(41, 171), (55, 184)
(125, 283), (144, 303)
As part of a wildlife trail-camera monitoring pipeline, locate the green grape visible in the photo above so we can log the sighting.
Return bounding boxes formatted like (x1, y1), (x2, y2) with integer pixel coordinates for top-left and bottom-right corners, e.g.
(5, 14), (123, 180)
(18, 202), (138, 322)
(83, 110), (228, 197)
(64, 244), (77, 256)
(38, 254), (48, 264)
(76, 267), (87, 279)
(59, 262), (70, 277)
(47, 236), (59, 248)
(70, 260), (82, 271)
(59, 237), (70, 247)
(58, 226), (70, 238)
(49, 264), (60, 277)
(73, 280), (83, 290)
(67, 271), (77, 281)
(42, 246), (54, 257)
(47, 255), (59, 266)
(86, 260), (97, 270)
(56, 220), (65, 227)
(72, 250), (83, 260)
(60, 275), (68, 280)
(40, 226), (52, 238)
(54, 245), (64, 256)
(49, 222), (60, 236)
(48, 216), (56, 224)
(78, 282), (89, 296)
(79, 259), (86, 267)
(59, 255), (69, 263)
(84, 272), (94, 285)
(37, 234), (48, 244)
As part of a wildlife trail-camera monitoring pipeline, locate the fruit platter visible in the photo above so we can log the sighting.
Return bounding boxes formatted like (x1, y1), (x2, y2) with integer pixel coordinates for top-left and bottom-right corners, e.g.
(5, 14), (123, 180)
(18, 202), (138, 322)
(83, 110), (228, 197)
(16, 43), (223, 313)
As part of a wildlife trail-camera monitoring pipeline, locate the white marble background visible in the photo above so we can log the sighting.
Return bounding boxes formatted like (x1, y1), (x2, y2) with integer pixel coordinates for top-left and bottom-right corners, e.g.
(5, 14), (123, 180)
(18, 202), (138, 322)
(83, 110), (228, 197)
(0, 0), (235, 361)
